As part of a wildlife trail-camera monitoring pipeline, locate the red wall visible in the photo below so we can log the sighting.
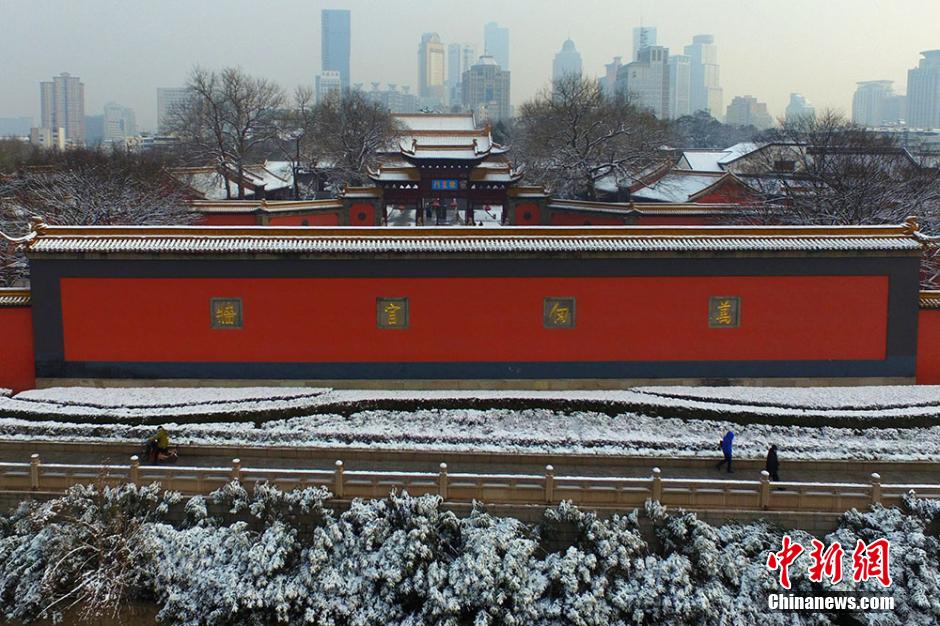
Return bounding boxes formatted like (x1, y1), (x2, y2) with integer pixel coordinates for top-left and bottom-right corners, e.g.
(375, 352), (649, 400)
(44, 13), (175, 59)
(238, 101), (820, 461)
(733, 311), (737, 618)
(349, 203), (375, 226)
(0, 308), (35, 392)
(197, 214), (259, 226)
(917, 309), (940, 383)
(513, 203), (540, 225)
(267, 213), (340, 226)
(59, 276), (888, 364)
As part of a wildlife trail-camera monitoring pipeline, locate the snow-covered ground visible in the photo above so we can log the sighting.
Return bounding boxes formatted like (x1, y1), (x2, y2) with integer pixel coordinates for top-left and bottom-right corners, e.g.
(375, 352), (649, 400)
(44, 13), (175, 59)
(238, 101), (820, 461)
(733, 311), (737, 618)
(3, 386), (940, 426)
(1, 407), (939, 461)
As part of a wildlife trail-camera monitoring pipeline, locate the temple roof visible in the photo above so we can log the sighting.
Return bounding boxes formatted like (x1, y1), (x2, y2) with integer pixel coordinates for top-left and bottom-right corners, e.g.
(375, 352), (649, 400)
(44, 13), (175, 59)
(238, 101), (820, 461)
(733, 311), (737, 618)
(24, 221), (924, 258)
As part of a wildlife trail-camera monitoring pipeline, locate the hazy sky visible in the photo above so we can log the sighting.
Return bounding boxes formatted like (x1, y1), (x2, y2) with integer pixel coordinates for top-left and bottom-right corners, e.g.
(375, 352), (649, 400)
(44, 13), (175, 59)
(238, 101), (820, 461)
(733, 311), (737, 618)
(1, 0), (938, 130)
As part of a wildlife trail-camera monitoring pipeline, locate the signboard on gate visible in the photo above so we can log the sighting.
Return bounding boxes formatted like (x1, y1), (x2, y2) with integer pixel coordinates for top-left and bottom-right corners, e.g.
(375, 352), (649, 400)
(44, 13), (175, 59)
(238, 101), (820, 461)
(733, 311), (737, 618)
(431, 179), (460, 190)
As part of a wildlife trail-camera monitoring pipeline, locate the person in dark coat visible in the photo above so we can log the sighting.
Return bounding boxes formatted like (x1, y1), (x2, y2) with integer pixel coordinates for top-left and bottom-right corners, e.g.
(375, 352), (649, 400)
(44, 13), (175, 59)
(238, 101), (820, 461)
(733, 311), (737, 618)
(766, 444), (780, 481)
(716, 430), (734, 473)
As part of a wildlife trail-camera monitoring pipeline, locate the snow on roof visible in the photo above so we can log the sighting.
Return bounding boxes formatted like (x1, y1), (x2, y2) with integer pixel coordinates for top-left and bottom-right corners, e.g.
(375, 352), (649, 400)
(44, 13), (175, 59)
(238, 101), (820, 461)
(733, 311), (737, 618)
(393, 113), (476, 132)
(0, 288), (30, 307)
(679, 150), (729, 173)
(631, 171), (726, 202)
(718, 142), (761, 165)
(26, 223), (923, 257)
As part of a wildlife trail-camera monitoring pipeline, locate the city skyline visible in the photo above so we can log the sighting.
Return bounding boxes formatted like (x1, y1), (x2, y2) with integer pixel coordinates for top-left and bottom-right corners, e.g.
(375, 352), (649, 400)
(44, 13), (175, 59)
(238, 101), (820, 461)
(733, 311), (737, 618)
(0, 0), (938, 130)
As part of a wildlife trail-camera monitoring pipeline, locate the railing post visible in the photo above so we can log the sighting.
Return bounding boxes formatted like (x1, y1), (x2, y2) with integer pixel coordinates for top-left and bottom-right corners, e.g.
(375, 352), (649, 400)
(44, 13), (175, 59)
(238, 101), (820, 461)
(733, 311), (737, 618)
(30, 453), (40, 491)
(651, 467), (662, 502)
(544, 465), (555, 503)
(438, 462), (448, 500)
(870, 473), (882, 505)
(334, 460), (345, 498)
(760, 470), (771, 510)
(129, 455), (140, 486)
(231, 458), (241, 482)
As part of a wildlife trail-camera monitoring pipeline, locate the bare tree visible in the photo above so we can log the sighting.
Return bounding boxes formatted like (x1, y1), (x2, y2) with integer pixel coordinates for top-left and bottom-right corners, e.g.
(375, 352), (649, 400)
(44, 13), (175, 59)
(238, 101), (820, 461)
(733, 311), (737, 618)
(304, 89), (400, 188)
(513, 74), (672, 200)
(741, 111), (940, 228)
(168, 67), (285, 199)
(273, 86), (317, 199)
(0, 150), (194, 286)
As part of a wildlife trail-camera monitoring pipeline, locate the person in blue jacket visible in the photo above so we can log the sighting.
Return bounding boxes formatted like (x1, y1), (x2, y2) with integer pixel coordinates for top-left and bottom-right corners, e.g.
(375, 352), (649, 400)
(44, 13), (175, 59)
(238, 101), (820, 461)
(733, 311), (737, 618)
(716, 430), (734, 473)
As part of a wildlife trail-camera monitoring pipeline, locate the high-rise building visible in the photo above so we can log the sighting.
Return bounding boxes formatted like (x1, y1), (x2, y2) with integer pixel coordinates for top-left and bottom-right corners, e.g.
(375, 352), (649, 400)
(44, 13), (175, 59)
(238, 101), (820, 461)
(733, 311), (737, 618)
(852, 80), (898, 127)
(102, 102), (137, 144)
(316, 71), (342, 103)
(157, 87), (191, 134)
(552, 39), (582, 82)
(40, 72), (84, 146)
(417, 32), (446, 106)
(667, 55), (691, 119)
(484, 22), (509, 72)
(616, 45), (670, 119)
(29, 127), (65, 150)
(366, 83), (418, 113)
(321, 9), (351, 91)
(684, 35), (723, 118)
(463, 55), (511, 123)
(907, 50), (940, 129)
(784, 93), (816, 124)
(632, 26), (657, 61)
(725, 95), (774, 130)
(447, 43), (476, 107)
(602, 57), (623, 96)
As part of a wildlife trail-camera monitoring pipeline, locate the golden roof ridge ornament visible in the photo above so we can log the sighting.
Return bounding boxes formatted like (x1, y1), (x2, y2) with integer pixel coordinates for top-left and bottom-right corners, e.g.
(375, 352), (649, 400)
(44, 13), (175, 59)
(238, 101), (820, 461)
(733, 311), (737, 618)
(903, 215), (920, 235)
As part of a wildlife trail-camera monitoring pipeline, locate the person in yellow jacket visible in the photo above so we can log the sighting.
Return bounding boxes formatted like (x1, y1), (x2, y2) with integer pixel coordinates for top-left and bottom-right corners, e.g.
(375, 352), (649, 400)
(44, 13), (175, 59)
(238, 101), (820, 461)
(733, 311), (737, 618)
(148, 426), (170, 462)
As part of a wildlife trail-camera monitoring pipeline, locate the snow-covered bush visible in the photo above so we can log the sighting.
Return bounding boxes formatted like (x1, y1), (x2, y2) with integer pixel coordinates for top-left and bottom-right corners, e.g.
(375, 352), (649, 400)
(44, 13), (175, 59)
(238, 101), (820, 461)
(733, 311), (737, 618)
(2, 483), (939, 625)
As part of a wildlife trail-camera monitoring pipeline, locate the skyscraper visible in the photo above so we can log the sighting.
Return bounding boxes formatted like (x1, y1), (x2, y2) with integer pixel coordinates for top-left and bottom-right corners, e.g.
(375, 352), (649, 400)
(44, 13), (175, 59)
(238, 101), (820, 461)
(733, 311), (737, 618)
(316, 71), (342, 103)
(484, 22), (509, 72)
(552, 39), (582, 82)
(157, 87), (190, 134)
(616, 45), (670, 119)
(907, 50), (940, 129)
(667, 55), (691, 119)
(852, 80), (896, 127)
(784, 93), (816, 123)
(40, 72), (84, 146)
(447, 43), (476, 106)
(602, 57), (623, 96)
(103, 102), (137, 144)
(417, 33), (446, 106)
(725, 95), (774, 130)
(684, 35), (723, 118)
(632, 26), (657, 61)
(463, 55), (511, 123)
(321, 9), (351, 91)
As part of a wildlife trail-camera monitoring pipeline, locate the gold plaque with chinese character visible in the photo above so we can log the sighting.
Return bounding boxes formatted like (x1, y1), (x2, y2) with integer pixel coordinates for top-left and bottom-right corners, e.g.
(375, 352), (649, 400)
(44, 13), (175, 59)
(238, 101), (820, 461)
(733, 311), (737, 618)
(709, 296), (740, 328)
(377, 297), (409, 329)
(210, 298), (243, 329)
(544, 297), (575, 328)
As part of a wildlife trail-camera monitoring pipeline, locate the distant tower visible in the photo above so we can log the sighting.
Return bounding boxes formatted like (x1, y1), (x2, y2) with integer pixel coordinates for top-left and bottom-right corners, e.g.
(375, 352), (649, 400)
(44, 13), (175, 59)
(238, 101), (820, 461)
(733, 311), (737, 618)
(603, 57), (623, 95)
(668, 55), (692, 119)
(852, 80), (895, 126)
(784, 93), (816, 123)
(616, 45), (670, 119)
(463, 55), (511, 123)
(156, 87), (191, 134)
(417, 33), (446, 107)
(907, 50), (940, 128)
(321, 9), (351, 91)
(447, 42), (476, 107)
(725, 95), (774, 130)
(484, 22), (510, 71)
(632, 26), (657, 60)
(39, 72), (84, 146)
(552, 39), (583, 82)
(684, 35), (723, 118)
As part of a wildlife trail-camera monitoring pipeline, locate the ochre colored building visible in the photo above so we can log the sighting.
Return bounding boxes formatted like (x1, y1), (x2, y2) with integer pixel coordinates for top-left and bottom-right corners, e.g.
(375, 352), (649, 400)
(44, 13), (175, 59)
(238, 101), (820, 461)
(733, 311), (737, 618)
(1, 219), (935, 391)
